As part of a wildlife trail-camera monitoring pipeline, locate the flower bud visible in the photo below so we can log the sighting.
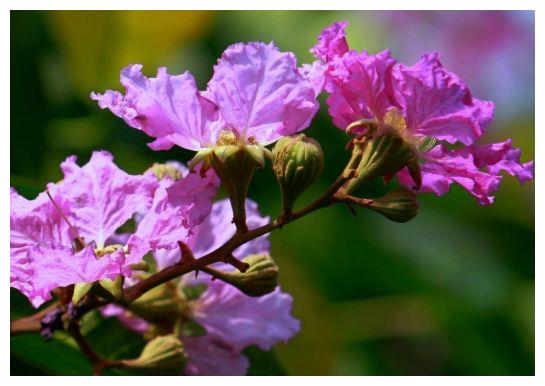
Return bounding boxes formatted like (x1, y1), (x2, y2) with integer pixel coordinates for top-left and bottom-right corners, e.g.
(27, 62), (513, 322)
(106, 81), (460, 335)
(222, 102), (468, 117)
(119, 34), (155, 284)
(342, 134), (421, 195)
(207, 132), (272, 232)
(122, 335), (187, 375)
(273, 134), (324, 214)
(212, 254), (279, 297)
(366, 187), (419, 223)
(129, 283), (182, 324)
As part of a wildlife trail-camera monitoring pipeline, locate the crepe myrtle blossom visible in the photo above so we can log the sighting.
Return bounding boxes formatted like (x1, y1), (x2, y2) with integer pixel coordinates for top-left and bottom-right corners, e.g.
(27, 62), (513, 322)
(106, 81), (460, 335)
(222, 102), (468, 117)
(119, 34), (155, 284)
(91, 42), (319, 152)
(311, 21), (534, 204)
(102, 197), (299, 375)
(10, 152), (218, 308)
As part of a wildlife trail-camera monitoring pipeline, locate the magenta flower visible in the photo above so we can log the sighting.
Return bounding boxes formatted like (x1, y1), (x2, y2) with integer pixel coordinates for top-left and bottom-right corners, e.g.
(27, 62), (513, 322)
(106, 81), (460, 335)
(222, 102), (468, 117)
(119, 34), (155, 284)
(92, 42), (319, 151)
(103, 198), (299, 375)
(313, 21), (534, 204)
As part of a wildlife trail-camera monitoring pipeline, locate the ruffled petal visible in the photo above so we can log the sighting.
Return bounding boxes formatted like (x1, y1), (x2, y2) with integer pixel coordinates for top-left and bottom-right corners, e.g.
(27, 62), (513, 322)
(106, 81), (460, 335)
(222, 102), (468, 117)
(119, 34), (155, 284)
(190, 279), (300, 353)
(207, 42), (318, 145)
(14, 246), (125, 308)
(393, 53), (494, 145)
(326, 50), (397, 130)
(463, 139), (534, 184)
(135, 168), (219, 252)
(48, 150), (158, 249)
(91, 65), (221, 151)
(310, 21), (350, 62)
(397, 145), (502, 205)
(299, 60), (327, 96)
(184, 335), (250, 376)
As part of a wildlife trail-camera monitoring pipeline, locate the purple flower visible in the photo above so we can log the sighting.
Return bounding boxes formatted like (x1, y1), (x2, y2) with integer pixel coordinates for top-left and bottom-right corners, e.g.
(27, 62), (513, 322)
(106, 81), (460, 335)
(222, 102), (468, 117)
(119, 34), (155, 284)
(10, 152), (218, 307)
(313, 21), (534, 204)
(103, 198), (299, 375)
(92, 42), (319, 150)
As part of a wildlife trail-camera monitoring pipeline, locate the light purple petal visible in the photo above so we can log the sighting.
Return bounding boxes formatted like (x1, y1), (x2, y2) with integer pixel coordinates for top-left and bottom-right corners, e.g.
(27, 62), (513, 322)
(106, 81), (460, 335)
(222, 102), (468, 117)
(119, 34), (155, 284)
(207, 42), (319, 145)
(310, 21), (350, 62)
(299, 61), (327, 96)
(91, 65), (222, 151)
(190, 278), (300, 353)
(48, 150), (157, 248)
(16, 246), (125, 308)
(184, 335), (250, 376)
(135, 168), (219, 251)
(393, 53), (494, 145)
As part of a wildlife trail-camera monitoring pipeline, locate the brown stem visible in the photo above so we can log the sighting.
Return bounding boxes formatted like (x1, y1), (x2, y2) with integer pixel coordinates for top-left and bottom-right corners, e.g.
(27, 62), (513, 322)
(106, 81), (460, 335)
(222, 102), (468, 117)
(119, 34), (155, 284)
(123, 169), (356, 303)
(10, 302), (60, 335)
(11, 167), (358, 332)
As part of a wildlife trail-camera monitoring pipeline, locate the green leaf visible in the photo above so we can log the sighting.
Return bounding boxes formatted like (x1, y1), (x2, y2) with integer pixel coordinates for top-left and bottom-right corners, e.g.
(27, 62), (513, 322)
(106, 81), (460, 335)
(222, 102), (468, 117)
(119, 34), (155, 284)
(11, 334), (93, 375)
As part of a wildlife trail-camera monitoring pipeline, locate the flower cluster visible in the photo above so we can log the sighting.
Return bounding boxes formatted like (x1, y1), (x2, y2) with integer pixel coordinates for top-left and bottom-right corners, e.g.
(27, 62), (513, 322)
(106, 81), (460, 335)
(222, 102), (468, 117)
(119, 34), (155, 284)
(311, 21), (533, 205)
(10, 21), (533, 376)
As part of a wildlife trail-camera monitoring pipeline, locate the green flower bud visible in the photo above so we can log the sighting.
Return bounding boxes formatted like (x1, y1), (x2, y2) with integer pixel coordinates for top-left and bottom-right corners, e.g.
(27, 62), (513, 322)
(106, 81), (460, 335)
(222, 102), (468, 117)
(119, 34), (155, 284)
(211, 254), (279, 297)
(366, 187), (419, 223)
(342, 134), (421, 195)
(122, 335), (187, 375)
(209, 132), (272, 232)
(129, 283), (182, 324)
(273, 134), (324, 214)
(147, 163), (182, 181)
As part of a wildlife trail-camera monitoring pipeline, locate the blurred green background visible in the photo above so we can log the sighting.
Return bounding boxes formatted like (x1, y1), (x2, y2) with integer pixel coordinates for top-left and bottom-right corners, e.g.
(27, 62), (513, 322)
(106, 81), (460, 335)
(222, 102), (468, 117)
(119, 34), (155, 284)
(10, 10), (534, 375)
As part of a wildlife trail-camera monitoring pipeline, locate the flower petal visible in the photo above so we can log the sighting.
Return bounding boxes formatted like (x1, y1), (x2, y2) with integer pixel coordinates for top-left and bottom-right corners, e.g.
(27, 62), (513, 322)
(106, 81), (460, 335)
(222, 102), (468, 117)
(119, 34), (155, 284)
(49, 150), (158, 249)
(393, 53), (494, 145)
(135, 167), (219, 251)
(184, 335), (250, 376)
(91, 65), (221, 151)
(190, 279), (300, 353)
(326, 50), (398, 130)
(207, 42), (318, 145)
(310, 21), (350, 62)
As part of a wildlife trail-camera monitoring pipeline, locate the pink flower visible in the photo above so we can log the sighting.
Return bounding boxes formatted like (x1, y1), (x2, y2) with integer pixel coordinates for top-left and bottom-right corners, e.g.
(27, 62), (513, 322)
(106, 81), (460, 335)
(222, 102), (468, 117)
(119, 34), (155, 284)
(313, 21), (534, 204)
(92, 42), (319, 150)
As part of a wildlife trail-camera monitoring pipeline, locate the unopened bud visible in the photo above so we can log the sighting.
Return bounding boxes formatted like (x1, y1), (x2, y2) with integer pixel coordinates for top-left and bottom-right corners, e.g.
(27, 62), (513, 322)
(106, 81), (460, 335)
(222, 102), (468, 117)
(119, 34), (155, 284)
(209, 132), (272, 232)
(342, 134), (421, 195)
(212, 254), (279, 297)
(129, 284), (181, 324)
(367, 187), (419, 223)
(122, 335), (187, 375)
(273, 134), (324, 214)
